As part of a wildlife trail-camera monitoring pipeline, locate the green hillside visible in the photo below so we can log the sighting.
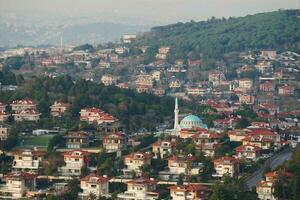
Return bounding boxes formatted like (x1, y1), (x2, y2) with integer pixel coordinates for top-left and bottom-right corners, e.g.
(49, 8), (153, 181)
(134, 10), (300, 60)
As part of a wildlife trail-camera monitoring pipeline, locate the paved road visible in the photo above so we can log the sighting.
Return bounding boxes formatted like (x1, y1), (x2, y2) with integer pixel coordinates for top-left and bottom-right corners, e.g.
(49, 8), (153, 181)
(245, 148), (293, 190)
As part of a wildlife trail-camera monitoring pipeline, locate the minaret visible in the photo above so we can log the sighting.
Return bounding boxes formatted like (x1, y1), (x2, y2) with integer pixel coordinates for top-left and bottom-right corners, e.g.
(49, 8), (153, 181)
(173, 97), (179, 135)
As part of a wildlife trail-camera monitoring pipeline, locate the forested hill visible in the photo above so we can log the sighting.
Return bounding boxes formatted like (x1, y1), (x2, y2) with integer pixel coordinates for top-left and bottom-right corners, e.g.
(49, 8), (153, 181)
(135, 9), (300, 59)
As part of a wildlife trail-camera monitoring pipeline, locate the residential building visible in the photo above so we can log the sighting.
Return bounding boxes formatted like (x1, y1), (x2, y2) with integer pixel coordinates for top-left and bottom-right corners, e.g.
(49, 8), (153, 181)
(103, 132), (127, 152)
(255, 61), (272, 74)
(227, 129), (248, 142)
(0, 126), (8, 140)
(80, 107), (116, 124)
(192, 132), (222, 157)
(238, 94), (255, 105)
(159, 154), (203, 180)
(0, 172), (37, 199)
(0, 111), (9, 122)
(58, 150), (89, 176)
(238, 78), (253, 91)
(122, 34), (137, 44)
(208, 71), (226, 86)
(169, 184), (209, 200)
(64, 131), (89, 149)
(123, 152), (152, 176)
(12, 149), (46, 172)
(152, 140), (176, 158)
(50, 101), (70, 117)
(235, 144), (261, 161)
(78, 173), (110, 199)
(117, 177), (159, 200)
(151, 71), (161, 81)
(259, 81), (275, 92)
(11, 99), (37, 112)
(213, 156), (239, 178)
(0, 102), (6, 112)
(136, 75), (153, 87)
(169, 80), (181, 89)
(13, 109), (41, 121)
(136, 85), (153, 94)
(278, 85), (295, 95)
(101, 75), (118, 86)
(256, 181), (277, 200)
(260, 50), (277, 60)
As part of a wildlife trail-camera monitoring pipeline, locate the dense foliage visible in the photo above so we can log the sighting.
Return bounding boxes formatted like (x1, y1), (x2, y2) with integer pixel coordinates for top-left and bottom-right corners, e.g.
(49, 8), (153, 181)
(134, 10), (300, 60)
(0, 74), (174, 132)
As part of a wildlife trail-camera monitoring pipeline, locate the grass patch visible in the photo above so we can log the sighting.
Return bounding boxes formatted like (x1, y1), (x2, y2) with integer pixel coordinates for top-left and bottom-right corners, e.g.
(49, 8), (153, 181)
(19, 134), (55, 148)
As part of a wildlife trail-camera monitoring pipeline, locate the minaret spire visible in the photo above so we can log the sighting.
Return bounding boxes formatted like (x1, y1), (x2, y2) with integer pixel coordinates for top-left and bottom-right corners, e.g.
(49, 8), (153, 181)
(173, 97), (179, 135)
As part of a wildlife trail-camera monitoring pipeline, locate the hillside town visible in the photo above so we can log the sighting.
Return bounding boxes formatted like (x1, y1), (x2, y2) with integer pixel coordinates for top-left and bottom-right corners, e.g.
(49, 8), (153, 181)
(0, 10), (300, 200)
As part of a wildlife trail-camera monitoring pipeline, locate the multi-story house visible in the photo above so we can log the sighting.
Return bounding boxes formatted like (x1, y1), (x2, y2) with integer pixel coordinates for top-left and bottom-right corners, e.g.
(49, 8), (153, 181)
(0, 172), (37, 199)
(260, 50), (277, 60)
(80, 107), (116, 125)
(123, 152), (152, 176)
(103, 132), (127, 152)
(255, 61), (273, 74)
(64, 131), (89, 149)
(235, 144), (261, 161)
(238, 94), (255, 105)
(50, 101), (70, 117)
(238, 78), (253, 91)
(278, 85), (295, 95)
(192, 132), (222, 157)
(101, 75), (118, 86)
(58, 150), (89, 176)
(13, 109), (41, 121)
(256, 181), (277, 200)
(159, 155), (203, 180)
(259, 81), (276, 92)
(0, 126), (8, 140)
(11, 99), (37, 112)
(156, 46), (170, 60)
(78, 173), (110, 199)
(0, 111), (9, 122)
(12, 149), (46, 172)
(0, 102), (7, 112)
(213, 156), (239, 178)
(122, 34), (137, 44)
(227, 129), (248, 142)
(117, 178), (159, 200)
(208, 71), (226, 86)
(169, 184), (209, 200)
(136, 75), (153, 87)
(169, 80), (182, 89)
(152, 140), (176, 158)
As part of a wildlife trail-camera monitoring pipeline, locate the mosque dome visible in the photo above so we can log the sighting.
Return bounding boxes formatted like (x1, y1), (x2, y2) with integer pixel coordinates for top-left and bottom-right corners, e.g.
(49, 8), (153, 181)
(179, 114), (208, 130)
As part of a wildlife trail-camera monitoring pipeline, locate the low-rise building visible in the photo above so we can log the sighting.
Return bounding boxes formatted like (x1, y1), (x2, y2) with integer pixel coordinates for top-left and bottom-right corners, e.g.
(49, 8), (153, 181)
(123, 152), (152, 176)
(80, 107), (116, 125)
(0, 111), (9, 122)
(152, 140), (176, 158)
(58, 150), (89, 176)
(12, 149), (46, 172)
(0, 126), (8, 140)
(278, 85), (295, 95)
(238, 78), (253, 91)
(64, 131), (89, 149)
(169, 184), (209, 200)
(0, 172), (37, 199)
(238, 94), (255, 105)
(50, 101), (70, 117)
(117, 178), (159, 200)
(213, 156), (239, 178)
(103, 132), (127, 152)
(159, 154), (203, 180)
(101, 75), (118, 86)
(192, 132), (222, 157)
(78, 173), (110, 199)
(235, 144), (261, 161)
(208, 71), (226, 86)
(260, 81), (275, 92)
(11, 99), (37, 112)
(0, 102), (7, 112)
(13, 109), (41, 121)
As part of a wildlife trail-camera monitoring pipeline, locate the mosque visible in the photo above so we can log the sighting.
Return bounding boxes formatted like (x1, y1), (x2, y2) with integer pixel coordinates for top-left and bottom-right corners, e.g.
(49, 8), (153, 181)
(173, 97), (208, 136)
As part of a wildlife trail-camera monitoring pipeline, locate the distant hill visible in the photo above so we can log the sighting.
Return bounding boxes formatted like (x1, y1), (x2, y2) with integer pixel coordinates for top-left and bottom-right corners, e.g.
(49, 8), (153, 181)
(134, 10), (300, 60)
(0, 21), (150, 47)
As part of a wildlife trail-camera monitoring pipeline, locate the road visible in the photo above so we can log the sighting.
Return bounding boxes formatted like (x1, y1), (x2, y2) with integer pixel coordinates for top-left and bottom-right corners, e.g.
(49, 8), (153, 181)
(245, 148), (293, 190)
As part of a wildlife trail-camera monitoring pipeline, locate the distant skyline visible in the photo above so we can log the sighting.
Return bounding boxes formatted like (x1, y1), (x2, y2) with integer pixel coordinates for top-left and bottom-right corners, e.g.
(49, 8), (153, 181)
(0, 0), (298, 25)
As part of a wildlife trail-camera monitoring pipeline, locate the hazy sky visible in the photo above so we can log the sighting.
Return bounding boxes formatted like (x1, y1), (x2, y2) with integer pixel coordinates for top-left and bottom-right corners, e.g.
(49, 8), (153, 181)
(0, 0), (298, 24)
